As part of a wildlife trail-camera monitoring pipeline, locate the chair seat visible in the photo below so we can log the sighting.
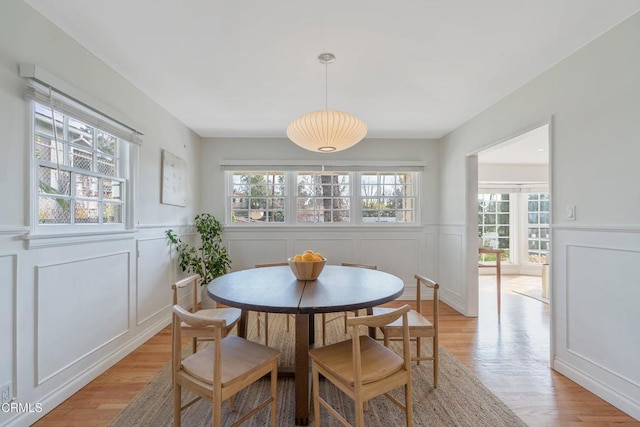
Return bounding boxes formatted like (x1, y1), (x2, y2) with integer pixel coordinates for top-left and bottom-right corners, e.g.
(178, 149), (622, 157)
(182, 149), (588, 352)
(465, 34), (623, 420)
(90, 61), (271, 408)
(181, 335), (279, 387)
(309, 335), (403, 385)
(373, 307), (433, 329)
(179, 307), (241, 330)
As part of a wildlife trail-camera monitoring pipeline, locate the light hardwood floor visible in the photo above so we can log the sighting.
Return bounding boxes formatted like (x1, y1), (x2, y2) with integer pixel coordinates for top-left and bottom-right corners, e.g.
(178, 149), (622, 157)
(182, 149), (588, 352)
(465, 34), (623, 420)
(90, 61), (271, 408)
(34, 275), (639, 426)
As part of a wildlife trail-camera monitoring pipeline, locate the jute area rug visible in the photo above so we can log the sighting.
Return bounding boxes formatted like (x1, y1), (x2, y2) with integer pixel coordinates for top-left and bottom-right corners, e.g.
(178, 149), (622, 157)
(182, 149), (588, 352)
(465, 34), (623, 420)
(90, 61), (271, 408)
(110, 312), (526, 426)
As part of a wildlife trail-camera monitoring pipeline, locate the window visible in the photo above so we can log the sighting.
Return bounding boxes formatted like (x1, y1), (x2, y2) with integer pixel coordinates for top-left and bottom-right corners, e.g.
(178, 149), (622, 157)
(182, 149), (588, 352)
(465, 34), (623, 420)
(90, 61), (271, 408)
(478, 193), (510, 261)
(297, 172), (350, 223)
(34, 103), (128, 227)
(226, 170), (419, 225)
(527, 193), (550, 263)
(360, 172), (416, 223)
(229, 171), (286, 223)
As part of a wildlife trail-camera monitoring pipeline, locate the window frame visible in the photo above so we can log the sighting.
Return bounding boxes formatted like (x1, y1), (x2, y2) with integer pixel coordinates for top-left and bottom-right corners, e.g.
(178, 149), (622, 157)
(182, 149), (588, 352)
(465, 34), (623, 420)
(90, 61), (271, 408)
(477, 190), (550, 266)
(29, 99), (134, 235)
(526, 192), (550, 264)
(225, 169), (420, 227)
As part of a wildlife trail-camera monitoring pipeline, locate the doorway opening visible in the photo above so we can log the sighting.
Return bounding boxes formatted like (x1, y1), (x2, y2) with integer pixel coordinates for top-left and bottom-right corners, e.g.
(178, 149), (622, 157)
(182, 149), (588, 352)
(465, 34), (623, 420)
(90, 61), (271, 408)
(469, 123), (551, 321)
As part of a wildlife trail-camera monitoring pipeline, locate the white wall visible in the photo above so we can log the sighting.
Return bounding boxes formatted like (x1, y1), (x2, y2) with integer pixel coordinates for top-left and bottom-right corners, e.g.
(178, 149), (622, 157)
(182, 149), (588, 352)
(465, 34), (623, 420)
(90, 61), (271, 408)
(0, 1), (203, 425)
(2, 0), (639, 423)
(200, 137), (441, 298)
(439, 12), (640, 420)
(478, 163), (548, 184)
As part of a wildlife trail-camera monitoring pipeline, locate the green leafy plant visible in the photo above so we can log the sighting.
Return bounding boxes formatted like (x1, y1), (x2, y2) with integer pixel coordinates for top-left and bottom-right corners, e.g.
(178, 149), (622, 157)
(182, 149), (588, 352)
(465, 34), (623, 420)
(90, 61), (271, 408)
(166, 213), (231, 286)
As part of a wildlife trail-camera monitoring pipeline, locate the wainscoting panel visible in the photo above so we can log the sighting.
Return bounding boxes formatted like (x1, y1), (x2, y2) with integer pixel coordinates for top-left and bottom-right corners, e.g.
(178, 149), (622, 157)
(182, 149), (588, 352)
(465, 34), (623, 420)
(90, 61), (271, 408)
(439, 228), (464, 311)
(136, 237), (174, 325)
(35, 252), (130, 385)
(566, 244), (640, 384)
(358, 238), (419, 297)
(0, 254), (16, 401)
(225, 228), (432, 302)
(553, 227), (640, 419)
(228, 238), (288, 270)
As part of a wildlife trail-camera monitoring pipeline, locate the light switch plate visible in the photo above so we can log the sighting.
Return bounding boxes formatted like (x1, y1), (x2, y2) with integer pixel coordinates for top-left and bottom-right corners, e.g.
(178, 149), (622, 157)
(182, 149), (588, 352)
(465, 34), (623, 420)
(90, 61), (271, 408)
(566, 205), (576, 221)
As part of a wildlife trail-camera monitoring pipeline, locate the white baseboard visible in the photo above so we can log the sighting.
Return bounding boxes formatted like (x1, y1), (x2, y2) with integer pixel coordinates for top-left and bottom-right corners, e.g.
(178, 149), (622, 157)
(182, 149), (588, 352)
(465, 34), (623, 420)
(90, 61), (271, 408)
(440, 293), (469, 317)
(553, 357), (640, 421)
(3, 314), (171, 427)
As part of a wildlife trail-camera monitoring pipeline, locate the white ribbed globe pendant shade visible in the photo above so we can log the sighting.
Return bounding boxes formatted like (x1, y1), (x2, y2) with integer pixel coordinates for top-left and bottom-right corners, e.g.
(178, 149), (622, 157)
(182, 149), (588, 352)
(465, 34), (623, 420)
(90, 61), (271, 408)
(287, 53), (367, 153)
(287, 109), (367, 152)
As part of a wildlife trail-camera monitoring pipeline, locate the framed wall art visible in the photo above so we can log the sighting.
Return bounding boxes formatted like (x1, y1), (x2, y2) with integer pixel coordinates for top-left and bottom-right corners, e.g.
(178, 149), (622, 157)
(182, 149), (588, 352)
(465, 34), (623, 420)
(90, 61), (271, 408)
(161, 149), (187, 206)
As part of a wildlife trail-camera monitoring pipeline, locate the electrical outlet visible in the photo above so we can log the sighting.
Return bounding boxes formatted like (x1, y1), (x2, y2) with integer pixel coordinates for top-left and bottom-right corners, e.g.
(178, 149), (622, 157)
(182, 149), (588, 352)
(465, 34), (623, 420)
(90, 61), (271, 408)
(0, 382), (11, 404)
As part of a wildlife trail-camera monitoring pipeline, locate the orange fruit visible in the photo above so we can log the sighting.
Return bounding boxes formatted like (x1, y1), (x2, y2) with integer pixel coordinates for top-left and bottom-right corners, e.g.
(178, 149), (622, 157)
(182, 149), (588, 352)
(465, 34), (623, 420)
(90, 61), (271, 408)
(303, 249), (314, 255)
(314, 252), (324, 259)
(293, 254), (302, 261)
(302, 253), (314, 262)
(312, 255), (323, 262)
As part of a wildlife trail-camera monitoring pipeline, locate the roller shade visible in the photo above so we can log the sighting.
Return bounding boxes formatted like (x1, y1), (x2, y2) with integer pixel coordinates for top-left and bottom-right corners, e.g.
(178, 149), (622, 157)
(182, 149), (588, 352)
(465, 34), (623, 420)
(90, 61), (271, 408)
(22, 67), (142, 145)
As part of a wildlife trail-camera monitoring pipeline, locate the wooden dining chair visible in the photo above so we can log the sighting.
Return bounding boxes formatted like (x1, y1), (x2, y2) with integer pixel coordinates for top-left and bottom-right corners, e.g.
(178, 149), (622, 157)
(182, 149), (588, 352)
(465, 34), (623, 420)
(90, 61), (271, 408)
(172, 274), (241, 354)
(309, 305), (414, 427)
(172, 305), (279, 427)
(321, 263), (378, 345)
(373, 274), (440, 387)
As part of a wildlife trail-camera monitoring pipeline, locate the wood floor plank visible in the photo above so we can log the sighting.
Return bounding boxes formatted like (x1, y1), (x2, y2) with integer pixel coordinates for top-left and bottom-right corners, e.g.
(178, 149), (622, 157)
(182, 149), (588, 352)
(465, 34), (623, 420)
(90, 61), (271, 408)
(33, 275), (639, 426)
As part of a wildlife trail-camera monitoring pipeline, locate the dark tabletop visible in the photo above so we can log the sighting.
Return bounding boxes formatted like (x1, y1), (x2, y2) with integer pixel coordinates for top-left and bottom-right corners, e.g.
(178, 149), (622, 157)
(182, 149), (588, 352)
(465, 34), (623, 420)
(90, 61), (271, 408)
(207, 264), (404, 314)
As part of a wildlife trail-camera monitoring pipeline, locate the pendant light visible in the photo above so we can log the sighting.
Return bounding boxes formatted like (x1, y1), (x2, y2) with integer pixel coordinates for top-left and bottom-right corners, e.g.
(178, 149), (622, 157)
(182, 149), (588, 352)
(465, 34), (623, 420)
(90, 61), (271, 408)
(287, 53), (367, 153)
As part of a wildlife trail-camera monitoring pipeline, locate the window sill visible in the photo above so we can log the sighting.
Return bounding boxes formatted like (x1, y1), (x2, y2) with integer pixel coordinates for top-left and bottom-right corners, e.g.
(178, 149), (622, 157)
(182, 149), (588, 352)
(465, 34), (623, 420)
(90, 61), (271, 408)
(23, 229), (136, 249)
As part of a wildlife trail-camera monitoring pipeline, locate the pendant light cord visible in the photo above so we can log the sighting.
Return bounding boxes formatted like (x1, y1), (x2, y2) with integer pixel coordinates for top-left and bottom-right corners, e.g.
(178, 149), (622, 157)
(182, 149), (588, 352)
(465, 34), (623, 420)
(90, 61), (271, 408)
(324, 59), (328, 111)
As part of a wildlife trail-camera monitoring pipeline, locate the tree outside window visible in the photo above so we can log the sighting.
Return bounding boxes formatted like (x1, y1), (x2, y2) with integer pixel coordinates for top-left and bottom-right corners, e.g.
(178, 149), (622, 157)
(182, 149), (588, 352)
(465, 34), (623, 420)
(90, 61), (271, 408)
(230, 172), (285, 223)
(478, 193), (510, 262)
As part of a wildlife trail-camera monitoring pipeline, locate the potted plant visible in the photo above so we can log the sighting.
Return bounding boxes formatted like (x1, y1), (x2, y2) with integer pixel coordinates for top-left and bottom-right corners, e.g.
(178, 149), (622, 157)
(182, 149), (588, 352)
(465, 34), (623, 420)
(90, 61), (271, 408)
(166, 213), (231, 308)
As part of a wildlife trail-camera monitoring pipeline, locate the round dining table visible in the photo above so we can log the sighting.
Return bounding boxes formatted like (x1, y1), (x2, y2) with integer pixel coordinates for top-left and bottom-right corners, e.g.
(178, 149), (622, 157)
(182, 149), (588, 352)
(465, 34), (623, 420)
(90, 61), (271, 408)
(207, 264), (404, 426)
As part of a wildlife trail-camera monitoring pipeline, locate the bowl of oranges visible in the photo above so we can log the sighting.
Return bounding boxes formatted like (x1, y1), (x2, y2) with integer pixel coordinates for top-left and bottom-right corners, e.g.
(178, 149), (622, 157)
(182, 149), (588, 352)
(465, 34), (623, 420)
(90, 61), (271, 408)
(288, 250), (326, 280)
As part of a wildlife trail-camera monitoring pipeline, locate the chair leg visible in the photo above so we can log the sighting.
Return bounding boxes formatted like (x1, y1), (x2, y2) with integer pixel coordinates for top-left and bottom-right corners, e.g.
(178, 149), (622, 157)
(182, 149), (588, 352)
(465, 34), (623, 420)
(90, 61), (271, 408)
(257, 312), (261, 336)
(405, 380), (414, 427)
(228, 395), (234, 411)
(312, 365), (321, 427)
(213, 396), (221, 427)
(433, 336), (439, 388)
(191, 337), (197, 355)
(322, 314), (327, 346)
(270, 365), (278, 427)
(343, 313), (348, 333)
(173, 383), (181, 426)
(355, 397), (365, 427)
(416, 337), (421, 365)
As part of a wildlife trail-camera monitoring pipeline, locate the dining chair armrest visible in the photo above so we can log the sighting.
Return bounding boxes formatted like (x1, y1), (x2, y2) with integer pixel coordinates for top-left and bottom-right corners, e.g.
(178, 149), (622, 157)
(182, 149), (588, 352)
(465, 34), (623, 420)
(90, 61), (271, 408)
(172, 274), (201, 308)
(173, 304), (226, 329)
(346, 304), (410, 328)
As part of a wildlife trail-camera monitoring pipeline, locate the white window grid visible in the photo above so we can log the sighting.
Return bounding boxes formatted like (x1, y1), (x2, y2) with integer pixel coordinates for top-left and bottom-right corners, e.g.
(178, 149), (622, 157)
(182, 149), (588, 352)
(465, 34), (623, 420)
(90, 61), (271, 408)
(226, 170), (419, 225)
(33, 102), (126, 227)
(359, 172), (416, 224)
(229, 171), (287, 223)
(478, 193), (510, 261)
(527, 193), (550, 264)
(296, 172), (351, 223)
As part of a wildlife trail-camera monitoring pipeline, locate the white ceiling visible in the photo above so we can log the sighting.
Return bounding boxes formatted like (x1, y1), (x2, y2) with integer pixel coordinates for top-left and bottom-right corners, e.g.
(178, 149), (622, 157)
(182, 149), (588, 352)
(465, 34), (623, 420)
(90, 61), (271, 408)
(478, 124), (549, 165)
(23, 0), (640, 140)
